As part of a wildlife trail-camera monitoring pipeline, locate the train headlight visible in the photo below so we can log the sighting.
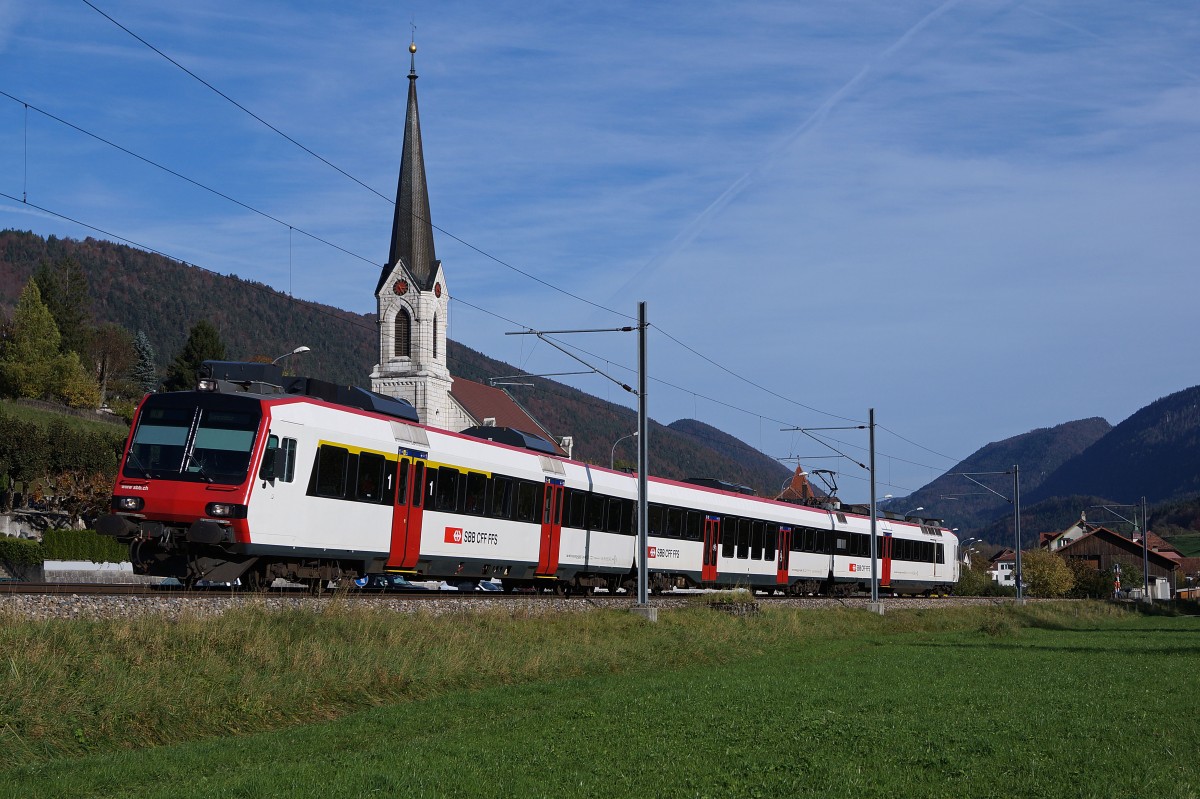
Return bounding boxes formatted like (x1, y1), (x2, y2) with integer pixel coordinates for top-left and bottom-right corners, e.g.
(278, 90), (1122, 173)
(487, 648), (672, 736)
(112, 495), (144, 511)
(197, 378), (218, 392)
(205, 502), (247, 519)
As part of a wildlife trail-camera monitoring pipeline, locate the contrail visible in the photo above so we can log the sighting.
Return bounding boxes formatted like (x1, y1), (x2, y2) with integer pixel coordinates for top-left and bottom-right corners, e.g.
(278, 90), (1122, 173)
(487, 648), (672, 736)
(605, 0), (965, 303)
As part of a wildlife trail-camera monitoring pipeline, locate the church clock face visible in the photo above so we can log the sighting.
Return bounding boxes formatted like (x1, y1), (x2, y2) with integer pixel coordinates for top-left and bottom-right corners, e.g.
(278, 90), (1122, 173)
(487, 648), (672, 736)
(392, 279), (408, 296)
(434, 282), (442, 298)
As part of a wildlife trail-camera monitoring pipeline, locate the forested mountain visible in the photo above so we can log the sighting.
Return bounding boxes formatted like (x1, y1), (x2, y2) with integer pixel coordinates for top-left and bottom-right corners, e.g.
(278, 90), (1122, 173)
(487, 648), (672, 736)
(1, 230), (789, 494)
(1026, 385), (1200, 507)
(890, 418), (1112, 534)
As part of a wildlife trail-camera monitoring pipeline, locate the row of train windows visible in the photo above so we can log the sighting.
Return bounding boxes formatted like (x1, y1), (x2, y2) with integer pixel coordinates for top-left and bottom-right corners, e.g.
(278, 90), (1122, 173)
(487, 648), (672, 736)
(302, 445), (944, 564)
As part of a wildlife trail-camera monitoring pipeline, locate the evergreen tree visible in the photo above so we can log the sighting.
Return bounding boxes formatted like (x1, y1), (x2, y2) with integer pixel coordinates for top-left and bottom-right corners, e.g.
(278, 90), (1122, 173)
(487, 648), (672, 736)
(0, 281), (62, 398)
(33, 256), (93, 358)
(0, 281), (99, 407)
(165, 320), (227, 391)
(132, 331), (158, 394)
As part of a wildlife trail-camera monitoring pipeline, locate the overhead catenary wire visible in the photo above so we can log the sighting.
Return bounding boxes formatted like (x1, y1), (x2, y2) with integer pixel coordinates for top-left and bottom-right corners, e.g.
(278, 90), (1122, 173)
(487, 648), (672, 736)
(12, 2), (969, 477)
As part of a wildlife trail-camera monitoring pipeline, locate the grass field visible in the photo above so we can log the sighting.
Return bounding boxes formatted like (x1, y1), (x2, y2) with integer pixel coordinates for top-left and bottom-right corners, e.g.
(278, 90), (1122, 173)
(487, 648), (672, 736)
(1, 601), (1197, 798)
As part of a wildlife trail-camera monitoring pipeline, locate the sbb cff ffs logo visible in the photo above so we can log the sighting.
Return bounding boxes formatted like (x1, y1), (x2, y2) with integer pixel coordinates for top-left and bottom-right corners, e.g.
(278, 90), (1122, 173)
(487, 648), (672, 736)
(445, 527), (463, 544)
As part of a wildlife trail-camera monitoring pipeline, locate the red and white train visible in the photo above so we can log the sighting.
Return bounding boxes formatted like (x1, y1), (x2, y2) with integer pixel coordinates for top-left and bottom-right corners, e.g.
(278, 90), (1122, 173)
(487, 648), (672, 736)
(98, 362), (959, 594)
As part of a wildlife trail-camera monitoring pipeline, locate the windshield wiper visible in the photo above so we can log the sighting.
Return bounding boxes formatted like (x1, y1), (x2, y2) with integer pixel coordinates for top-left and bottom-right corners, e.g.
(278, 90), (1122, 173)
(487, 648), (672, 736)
(184, 453), (214, 483)
(125, 449), (153, 479)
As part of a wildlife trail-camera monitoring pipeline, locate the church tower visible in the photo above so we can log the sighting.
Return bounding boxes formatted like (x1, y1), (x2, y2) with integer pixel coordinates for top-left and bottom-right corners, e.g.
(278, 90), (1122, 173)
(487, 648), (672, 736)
(371, 43), (468, 430)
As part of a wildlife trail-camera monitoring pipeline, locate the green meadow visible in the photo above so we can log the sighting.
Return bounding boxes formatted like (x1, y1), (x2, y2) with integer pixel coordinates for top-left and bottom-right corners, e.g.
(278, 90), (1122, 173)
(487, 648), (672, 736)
(1, 600), (1197, 798)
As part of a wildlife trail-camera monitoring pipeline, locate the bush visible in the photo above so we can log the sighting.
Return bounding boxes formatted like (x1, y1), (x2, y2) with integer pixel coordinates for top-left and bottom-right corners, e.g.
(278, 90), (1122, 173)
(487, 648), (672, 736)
(0, 536), (44, 566)
(42, 529), (127, 563)
(955, 565), (1016, 597)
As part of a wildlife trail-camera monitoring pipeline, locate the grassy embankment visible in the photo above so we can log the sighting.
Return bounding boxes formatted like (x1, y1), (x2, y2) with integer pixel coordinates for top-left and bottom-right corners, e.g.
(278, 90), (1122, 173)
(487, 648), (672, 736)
(1, 600), (1197, 798)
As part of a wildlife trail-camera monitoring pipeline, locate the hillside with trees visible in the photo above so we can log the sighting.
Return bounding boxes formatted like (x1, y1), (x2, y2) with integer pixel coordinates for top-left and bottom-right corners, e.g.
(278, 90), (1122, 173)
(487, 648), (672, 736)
(1, 230), (789, 497)
(888, 418), (1111, 534)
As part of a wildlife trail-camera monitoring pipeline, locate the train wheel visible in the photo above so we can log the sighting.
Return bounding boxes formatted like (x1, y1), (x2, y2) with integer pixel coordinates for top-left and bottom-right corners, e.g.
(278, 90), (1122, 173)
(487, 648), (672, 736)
(241, 568), (266, 592)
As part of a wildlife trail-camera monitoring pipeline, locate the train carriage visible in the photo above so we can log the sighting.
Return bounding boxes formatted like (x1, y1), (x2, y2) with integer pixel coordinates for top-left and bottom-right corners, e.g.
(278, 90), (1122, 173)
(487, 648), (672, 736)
(99, 362), (959, 595)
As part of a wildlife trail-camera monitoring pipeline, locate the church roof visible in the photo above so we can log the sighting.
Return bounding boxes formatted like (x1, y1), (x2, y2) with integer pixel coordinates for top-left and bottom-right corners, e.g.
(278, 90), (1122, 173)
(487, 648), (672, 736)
(377, 44), (440, 295)
(450, 379), (567, 456)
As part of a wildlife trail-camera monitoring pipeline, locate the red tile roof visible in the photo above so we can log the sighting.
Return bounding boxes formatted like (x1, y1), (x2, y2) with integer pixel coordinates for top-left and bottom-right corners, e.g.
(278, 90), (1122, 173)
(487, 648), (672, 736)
(449, 378), (566, 455)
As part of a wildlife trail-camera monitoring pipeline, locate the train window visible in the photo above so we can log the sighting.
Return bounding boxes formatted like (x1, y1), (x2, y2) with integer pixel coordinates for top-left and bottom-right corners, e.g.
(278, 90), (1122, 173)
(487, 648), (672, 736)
(648, 505), (664, 537)
(750, 520), (764, 560)
(435, 467), (460, 511)
(515, 481), (539, 522)
(835, 536), (848, 554)
(262, 436), (298, 484)
(685, 510), (702, 541)
(666, 507), (683, 539)
(464, 472), (487, 515)
(623, 500), (636, 535)
(423, 465), (437, 507)
(411, 462), (425, 508)
(314, 445), (348, 498)
(586, 493), (605, 530)
(566, 489), (586, 529)
(542, 486), (554, 524)
(489, 476), (511, 518)
(765, 524), (778, 561)
(721, 518), (736, 558)
(395, 459), (410, 505)
(356, 453), (386, 503)
(936, 543), (945, 564)
(606, 498), (624, 534)
(736, 518), (750, 560)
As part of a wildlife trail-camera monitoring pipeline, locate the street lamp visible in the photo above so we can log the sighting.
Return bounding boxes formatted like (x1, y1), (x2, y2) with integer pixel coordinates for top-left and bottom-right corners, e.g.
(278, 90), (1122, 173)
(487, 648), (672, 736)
(611, 431), (638, 470)
(904, 506), (925, 518)
(272, 345), (311, 365)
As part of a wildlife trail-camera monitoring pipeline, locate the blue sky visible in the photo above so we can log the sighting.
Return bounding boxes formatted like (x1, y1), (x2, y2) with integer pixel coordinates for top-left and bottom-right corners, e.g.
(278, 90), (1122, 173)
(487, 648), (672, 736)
(1, 0), (1197, 507)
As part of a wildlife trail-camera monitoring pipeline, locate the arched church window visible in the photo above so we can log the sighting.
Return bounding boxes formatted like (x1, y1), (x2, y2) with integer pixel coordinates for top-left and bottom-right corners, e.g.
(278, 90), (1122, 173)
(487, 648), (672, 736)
(394, 308), (411, 358)
(433, 314), (438, 359)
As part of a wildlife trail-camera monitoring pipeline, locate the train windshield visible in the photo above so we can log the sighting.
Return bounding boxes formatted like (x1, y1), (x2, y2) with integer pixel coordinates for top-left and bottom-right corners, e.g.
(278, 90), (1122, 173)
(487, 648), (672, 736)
(123, 393), (263, 485)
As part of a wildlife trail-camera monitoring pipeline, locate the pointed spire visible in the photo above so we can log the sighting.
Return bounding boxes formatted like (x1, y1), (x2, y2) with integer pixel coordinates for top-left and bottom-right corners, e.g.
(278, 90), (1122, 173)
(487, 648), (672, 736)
(378, 40), (439, 294)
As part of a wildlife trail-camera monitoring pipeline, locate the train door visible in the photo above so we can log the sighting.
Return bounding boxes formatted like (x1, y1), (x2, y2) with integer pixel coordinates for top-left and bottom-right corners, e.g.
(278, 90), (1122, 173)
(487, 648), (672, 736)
(536, 479), (564, 577)
(776, 526), (792, 586)
(881, 533), (893, 589)
(386, 455), (426, 572)
(702, 515), (720, 582)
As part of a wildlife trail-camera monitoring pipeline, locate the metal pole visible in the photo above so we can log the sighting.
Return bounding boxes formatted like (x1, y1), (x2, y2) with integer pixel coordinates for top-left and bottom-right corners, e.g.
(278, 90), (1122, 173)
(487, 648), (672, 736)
(869, 408), (879, 605)
(1142, 495), (1150, 601)
(1013, 464), (1023, 602)
(636, 302), (649, 607)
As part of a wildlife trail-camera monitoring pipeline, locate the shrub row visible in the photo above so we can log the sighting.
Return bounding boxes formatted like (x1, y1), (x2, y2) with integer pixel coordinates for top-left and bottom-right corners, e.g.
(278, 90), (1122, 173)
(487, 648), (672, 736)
(42, 529), (127, 563)
(0, 536), (44, 566)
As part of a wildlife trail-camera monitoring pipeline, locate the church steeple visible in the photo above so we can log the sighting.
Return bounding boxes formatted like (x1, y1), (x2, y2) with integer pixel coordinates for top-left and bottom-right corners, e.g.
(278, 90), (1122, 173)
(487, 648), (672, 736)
(372, 41), (466, 431)
(377, 42), (439, 294)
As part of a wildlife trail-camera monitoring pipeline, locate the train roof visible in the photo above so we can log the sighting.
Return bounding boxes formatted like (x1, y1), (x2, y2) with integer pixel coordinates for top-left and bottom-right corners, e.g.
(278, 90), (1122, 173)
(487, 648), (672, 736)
(198, 360), (420, 423)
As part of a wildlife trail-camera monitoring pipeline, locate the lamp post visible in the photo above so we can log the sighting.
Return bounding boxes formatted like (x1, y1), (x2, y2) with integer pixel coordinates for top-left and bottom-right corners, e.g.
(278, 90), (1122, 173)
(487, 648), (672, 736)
(904, 506), (925, 519)
(272, 345), (310, 365)
(611, 431), (638, 470)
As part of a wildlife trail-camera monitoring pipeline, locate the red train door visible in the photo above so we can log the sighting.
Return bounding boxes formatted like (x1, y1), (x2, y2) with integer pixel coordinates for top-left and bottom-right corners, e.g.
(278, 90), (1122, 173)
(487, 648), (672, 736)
(536, 480), (564, 577)
(386, 456), (426, 572)
(776, 526), (792, 586)
(881, 533), (893, 589)
(702, 515), (720, 582)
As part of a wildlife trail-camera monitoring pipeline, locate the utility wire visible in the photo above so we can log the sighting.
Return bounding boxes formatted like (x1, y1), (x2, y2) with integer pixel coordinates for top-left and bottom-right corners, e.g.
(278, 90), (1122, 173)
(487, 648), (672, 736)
(80, 0), (393, 206)
(62, 1), (957, 468)
(1, 191), (380, 338)
(0, 89), (381, 270)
